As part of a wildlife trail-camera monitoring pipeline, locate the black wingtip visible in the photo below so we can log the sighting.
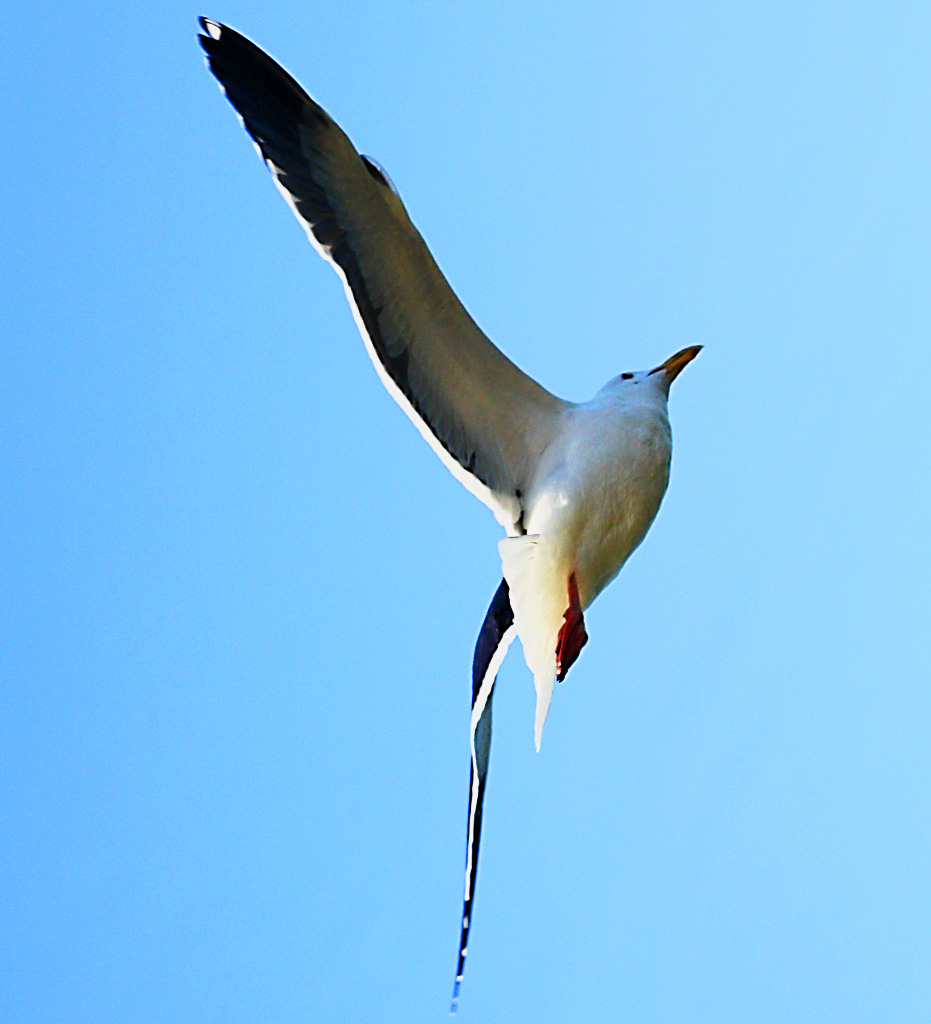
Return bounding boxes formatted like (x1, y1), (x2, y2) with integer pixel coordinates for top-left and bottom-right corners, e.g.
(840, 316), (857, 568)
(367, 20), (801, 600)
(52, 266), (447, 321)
(196, 16), (316, 120)
(197, 16), (222, 44)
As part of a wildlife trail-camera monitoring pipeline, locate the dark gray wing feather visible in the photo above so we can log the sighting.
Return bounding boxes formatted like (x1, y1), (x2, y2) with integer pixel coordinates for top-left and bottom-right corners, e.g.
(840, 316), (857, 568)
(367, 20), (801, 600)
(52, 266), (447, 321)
(199, 20), (569, 529)
(451, 578), (515, 1012)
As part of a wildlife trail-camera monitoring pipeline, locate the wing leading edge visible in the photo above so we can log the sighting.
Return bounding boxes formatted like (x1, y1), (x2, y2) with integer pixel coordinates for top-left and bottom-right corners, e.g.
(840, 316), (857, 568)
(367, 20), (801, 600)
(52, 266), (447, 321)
(452, 579), (515, 1013)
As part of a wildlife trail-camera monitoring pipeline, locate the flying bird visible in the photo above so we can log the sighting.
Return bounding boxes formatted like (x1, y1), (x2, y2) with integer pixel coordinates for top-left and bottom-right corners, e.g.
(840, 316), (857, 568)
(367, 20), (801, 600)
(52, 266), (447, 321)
(198, 18), (700, 1011)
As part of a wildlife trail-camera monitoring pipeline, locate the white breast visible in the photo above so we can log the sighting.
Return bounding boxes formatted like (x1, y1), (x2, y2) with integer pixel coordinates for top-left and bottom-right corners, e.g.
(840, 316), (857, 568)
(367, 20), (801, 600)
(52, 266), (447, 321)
(527, 394), (672, 601)
(500, 387), (673, 748)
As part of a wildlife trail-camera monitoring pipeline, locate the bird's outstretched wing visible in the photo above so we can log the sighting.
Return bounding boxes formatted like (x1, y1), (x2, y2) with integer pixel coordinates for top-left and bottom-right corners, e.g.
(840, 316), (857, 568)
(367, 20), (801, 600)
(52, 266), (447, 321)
(452, 579), (515, 1013)
(199, 19), (570, 530)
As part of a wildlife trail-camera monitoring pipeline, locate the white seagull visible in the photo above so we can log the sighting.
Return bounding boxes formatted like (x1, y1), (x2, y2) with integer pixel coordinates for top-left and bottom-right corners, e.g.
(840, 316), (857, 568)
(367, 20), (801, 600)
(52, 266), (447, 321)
(199, 18), (700, 1011)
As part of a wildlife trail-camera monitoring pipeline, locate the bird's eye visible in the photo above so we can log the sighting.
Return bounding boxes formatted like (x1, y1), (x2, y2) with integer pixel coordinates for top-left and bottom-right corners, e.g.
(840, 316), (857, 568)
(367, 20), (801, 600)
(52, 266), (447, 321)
(621, 372), (634, 380)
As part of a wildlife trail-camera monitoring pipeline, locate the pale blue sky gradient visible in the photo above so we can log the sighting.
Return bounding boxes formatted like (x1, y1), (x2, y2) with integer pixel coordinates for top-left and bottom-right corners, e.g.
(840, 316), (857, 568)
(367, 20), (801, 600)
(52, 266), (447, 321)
(3, 3), (931, 1021)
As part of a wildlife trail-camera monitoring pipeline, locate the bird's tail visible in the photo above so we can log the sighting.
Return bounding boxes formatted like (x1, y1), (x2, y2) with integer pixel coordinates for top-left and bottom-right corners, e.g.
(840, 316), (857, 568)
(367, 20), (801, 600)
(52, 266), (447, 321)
(499, 534), (564, 750)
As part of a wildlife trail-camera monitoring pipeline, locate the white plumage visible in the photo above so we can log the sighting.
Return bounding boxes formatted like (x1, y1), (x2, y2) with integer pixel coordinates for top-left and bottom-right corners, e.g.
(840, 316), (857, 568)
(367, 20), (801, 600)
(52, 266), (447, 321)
(500, 374), (680, 748)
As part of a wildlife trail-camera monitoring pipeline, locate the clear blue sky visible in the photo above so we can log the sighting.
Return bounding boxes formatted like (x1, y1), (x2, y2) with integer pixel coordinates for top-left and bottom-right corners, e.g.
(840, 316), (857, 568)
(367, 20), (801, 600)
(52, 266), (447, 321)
(3, 2), (931, 1021)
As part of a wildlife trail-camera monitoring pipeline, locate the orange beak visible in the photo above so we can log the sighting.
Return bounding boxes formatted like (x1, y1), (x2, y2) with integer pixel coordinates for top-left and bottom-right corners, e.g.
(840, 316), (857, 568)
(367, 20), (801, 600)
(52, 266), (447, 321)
(648, 345), (703, 382)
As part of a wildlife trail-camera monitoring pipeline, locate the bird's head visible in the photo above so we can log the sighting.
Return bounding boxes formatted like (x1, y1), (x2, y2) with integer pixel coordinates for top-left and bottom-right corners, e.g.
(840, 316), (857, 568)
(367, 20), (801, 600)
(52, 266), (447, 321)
(604, 345), (702, 399)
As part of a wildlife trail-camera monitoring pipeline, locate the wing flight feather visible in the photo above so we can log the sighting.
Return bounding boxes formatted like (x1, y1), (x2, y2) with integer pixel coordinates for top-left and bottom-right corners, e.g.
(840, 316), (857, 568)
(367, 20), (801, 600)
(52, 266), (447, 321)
(199, 20), (570, 529)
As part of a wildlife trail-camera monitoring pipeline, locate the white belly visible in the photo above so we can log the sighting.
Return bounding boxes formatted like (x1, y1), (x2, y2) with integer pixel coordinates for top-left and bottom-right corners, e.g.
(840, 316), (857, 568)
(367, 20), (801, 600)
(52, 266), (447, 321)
(526, 400), (672, 603)
(499, 397), (672, 749)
